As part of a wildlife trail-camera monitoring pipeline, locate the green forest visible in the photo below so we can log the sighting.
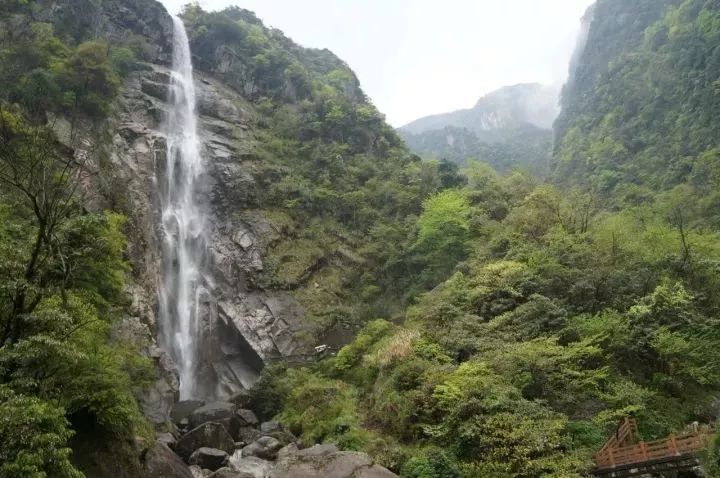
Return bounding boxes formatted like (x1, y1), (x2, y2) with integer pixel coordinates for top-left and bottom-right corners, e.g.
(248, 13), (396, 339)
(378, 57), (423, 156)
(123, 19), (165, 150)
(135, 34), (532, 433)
(1, 0), (720, 477)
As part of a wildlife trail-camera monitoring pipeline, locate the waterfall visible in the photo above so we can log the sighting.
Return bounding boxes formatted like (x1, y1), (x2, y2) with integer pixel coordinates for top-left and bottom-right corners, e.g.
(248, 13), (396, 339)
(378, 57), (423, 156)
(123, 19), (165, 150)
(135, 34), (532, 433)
(159, 16), (206, 400)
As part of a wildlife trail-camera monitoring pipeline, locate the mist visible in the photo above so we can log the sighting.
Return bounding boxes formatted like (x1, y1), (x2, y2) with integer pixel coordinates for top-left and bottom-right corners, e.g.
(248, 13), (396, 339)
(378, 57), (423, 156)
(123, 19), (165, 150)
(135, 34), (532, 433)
(160, 0), (596, 126)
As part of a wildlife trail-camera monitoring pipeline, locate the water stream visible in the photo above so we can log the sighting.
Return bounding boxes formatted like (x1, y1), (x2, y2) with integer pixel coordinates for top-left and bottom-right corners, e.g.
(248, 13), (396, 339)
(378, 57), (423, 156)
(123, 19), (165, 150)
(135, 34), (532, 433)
(158, 16), (206, 399)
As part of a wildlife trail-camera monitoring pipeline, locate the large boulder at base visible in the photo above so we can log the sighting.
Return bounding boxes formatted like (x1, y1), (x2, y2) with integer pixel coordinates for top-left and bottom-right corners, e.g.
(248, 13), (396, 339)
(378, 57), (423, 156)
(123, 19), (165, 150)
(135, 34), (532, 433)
(235, 409), (259, 427)
(228, 452), (274, 478)
(271, 445), (398, 478)
(175, 422), (236, 461)
(188, 402), (236, 429)
(172, 400), (206, 424)
(189, 447), (229, 471)
(142, 442), (194, 478)
(241, 436), (283, 460)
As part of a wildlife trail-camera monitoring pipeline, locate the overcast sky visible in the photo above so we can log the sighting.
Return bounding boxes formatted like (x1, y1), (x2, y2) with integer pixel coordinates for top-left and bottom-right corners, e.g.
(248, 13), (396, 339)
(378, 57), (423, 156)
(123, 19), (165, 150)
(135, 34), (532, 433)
(160, 0), (595, 127)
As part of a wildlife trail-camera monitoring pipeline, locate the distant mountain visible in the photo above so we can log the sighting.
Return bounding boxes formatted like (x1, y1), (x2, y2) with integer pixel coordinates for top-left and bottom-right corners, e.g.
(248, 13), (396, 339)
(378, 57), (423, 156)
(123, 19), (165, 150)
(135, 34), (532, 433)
(398, 83), (559, 173)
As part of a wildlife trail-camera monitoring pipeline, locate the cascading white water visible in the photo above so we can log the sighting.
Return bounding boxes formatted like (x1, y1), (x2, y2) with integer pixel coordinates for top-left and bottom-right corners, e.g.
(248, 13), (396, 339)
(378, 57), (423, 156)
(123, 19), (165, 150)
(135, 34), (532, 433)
(159, 16), (206, 399)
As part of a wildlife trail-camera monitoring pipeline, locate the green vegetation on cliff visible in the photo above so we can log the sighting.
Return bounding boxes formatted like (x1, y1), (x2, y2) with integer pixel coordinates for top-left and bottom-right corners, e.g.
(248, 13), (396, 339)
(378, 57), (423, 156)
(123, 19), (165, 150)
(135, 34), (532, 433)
(181, 5), (468, 330)
(555, 0), (720, 197)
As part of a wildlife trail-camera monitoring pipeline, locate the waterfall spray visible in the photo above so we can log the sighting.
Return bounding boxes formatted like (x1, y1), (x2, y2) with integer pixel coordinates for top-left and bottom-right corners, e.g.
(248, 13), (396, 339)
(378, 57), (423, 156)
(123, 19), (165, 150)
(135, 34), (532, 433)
(159, 16), (206, 399)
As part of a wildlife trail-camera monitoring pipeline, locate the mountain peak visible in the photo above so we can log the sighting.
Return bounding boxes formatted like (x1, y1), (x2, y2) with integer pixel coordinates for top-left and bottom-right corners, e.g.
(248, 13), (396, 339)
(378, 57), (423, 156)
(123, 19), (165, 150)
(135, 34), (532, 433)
(400, 82), (559, 136)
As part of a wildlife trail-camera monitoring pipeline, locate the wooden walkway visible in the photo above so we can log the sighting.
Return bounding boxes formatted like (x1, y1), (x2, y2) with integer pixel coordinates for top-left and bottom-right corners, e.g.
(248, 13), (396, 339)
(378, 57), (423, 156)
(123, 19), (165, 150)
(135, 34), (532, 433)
(593, 418), (713, 477)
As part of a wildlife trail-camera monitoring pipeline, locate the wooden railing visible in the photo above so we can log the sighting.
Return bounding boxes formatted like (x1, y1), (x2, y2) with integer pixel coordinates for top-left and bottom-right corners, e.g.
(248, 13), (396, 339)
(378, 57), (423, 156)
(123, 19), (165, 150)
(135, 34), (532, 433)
(595, 425), (713, 469)
(596, 417), (639, 457)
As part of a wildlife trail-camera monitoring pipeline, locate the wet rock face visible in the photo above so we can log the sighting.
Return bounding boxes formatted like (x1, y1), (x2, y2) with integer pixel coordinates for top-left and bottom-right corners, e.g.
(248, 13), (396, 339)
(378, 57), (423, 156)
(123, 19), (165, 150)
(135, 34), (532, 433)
(110, 316), (178, 424)
(111, 63), (310, 403)
(189, 74), (314, 399)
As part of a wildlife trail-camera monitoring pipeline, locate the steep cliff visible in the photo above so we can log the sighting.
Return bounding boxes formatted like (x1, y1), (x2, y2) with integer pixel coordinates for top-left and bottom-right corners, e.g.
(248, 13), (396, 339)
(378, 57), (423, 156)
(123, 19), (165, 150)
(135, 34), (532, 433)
(399, 83), (557, 172)
(554, 0), (720, 197)
(1, 0), (457, 425)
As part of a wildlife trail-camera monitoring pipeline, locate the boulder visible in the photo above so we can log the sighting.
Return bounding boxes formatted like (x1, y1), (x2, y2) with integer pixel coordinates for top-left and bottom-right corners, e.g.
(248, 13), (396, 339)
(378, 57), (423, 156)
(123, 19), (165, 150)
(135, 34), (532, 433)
(320, 453), (373, 477)
(189, 465), (205, 478)
(263, 430), (296, 446)
(241, 436), (283, 461)
(294, 444), (339, 457)
(172, 400), (205, 424)
(188, 402), (236, 429)
(276, 443), (299, 461)
(235, 409), (259, 427)
(270, 445), (397, 478)
(235, 426), (261, 444)
(228, 452), (273, 478)
(189, 447), (229, 471)
(142, 442), (194, 478)
(259, 421), (281, 434)
(175, 422), (236, 461)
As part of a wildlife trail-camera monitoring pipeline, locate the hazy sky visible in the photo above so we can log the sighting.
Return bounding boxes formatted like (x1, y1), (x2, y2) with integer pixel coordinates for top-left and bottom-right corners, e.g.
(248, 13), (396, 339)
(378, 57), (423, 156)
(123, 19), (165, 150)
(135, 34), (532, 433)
(161, 0), (595, 127)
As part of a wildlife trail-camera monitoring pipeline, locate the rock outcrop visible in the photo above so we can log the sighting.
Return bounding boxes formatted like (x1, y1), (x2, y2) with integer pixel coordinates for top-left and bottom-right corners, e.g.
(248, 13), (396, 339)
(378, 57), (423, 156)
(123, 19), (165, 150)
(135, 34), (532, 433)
(46, 0), (316, 415)
(270, 444), (396, 478)
(107, 60), (313, 404)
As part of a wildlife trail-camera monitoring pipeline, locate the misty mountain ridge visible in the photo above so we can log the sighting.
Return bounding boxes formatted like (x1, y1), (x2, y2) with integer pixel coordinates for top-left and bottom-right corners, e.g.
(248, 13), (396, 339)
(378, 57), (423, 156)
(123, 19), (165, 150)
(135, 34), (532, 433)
(399, 83), (558, 172)
(400, 82), (560, 138)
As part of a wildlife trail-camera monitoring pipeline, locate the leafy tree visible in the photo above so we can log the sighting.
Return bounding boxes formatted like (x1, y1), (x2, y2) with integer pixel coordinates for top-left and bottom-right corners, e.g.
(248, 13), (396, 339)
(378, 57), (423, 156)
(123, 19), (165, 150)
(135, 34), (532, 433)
(410, 190), (472, 287)
(58, 41), (120, 117)
(0, 386), (83, 478)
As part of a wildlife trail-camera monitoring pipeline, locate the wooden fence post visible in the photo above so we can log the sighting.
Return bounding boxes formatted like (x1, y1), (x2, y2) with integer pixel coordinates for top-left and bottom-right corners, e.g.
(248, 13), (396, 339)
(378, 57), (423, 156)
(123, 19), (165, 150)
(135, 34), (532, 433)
(669, 434), (678, 455)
